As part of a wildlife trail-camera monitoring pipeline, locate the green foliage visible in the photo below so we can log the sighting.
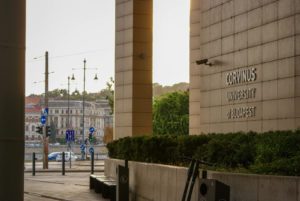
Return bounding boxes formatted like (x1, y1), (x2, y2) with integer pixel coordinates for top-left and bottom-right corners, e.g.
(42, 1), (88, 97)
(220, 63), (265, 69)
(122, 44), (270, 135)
(105, 77), (114, 114)
(56, 137), (66, 144)
(107, 130), (300, 176)
(153, 91), (189, 136)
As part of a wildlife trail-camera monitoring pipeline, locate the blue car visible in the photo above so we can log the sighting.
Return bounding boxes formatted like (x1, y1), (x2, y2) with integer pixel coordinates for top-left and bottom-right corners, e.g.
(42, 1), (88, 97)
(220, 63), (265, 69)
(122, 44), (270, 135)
(48, 152), (60, 161)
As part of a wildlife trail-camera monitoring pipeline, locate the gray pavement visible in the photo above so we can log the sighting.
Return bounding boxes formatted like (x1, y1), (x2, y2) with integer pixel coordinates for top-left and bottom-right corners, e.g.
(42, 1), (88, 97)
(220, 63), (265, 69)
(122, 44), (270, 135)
(24, 172), (109, 201)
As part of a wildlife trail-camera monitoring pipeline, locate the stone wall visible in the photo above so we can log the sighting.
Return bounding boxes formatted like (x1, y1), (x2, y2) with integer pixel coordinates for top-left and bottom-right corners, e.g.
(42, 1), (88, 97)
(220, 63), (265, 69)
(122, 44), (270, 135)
(189, 0), (300, 134)
(105, 158), (300, 201)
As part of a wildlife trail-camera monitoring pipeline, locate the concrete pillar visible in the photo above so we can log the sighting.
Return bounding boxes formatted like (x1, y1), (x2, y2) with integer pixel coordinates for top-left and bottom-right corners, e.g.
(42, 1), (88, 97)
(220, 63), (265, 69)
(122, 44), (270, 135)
(114, 0), (153, 139)
(0, 1), (26, 200)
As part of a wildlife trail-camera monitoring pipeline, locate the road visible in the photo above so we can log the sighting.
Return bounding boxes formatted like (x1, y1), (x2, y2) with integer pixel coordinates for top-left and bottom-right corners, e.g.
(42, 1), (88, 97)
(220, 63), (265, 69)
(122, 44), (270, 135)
(24, 172), (109, 201)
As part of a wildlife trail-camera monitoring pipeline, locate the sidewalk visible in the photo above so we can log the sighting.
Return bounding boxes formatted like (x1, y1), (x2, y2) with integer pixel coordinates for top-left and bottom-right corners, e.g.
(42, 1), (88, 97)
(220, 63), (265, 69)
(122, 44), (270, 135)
(24, 172), (109, 201)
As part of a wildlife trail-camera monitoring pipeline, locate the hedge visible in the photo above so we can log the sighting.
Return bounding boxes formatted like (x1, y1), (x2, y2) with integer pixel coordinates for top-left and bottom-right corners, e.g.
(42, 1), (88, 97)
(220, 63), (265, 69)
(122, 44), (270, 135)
(107, 130), (300, 176)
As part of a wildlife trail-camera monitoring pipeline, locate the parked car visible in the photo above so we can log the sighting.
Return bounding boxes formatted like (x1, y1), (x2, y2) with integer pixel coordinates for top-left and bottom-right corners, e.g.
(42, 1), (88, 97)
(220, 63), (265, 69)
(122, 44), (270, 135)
(48, 152), (61, 161)
(56, 152), (78, 162)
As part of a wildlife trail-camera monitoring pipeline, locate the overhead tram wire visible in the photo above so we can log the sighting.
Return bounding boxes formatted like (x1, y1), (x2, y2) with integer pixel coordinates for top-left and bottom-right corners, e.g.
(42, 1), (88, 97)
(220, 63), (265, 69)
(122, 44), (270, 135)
(26, 49), (110, 63)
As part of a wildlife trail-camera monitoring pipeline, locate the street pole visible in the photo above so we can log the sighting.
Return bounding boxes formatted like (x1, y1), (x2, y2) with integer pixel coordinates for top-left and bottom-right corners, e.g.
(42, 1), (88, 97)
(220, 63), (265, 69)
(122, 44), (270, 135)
(43, 51), (49, 169)
(67, 76), (72, 168)
(81, 59), (86, 160)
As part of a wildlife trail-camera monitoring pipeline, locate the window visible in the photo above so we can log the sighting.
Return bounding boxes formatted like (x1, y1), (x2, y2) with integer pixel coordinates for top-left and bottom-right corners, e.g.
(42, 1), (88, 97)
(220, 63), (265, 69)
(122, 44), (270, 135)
(31, 125), (35, 131)
(62, 109), (64, 114)
(55, 109), (59, 114)
(26, 125), (29, 131)
(31, 135), (35, 140)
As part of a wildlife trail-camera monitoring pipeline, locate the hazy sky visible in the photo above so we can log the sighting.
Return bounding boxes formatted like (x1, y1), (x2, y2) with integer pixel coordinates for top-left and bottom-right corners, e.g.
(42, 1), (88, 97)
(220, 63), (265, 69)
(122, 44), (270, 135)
(26, 0), (190, 96)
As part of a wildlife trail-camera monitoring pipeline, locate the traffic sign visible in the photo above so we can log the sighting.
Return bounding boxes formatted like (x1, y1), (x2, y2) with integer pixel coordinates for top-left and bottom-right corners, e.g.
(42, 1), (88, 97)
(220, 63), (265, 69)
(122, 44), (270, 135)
(40, 115), (46, 124)
(45, 108), (49, 116)
(65, 130), (75, 142)
(80, 145), (85, 151)
(89, 147), (94, 154)
(89, 127), (95, 133)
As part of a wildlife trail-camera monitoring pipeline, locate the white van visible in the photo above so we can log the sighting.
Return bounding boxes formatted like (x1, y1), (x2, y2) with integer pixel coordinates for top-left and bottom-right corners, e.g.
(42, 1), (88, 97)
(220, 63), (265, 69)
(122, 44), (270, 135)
(56, 152), (77, 162)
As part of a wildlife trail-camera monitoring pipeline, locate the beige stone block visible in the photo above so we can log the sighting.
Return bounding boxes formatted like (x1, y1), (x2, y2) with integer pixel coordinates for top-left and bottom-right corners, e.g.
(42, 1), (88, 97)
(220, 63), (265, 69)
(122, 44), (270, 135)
(132, 84), (152, 98)
(200, 75), (211, 91)
(200, 107), (210, 124)
(278, 37), (295, 59)
(115, 57), (132, 72)
(221, 105), (232, 122)
(263, 2), (278, 24)
(201, 43), (210, 59)
(222, 122), (234, 133)
(132, 98), (152, 113)
(296, 0), (300, 12)
(190, 10), (201, 23)
(295, 97), (300, 118)
(133, 42), (152, 58)
(262, 22), (278, 43)
(213, 0), (223, 7)
(297, 76), (300, 96)
(115, 113), (132, 127)
(263, 60), (277, 81)
(248, 82), (262, 102)
(191, 0), (201, 10)
(202, 0), (211, 11)
(297, 35), (300, 55)
(202, 11), (210, 28)
(278, 118), (296, 130)
(248, 0), (262, 10)
(210, 23), (222, 41)
(210, 6), (222, 24)
(190, 75), (200, 89)
(222, 35), (234, 54)
(190, 114), (201, 128)
(234, 121), (248, 132)
(278, 98), (295, 118)
(248, 27), (262, 47)
(210, 90), (222, 106)
(235, 13), (248, 33)
(278, 0), (294, 19)
(296, 56), (300, 76)
(115, 99), (124, 113)
(209, 39), (222, 57)
(200, 124), (210, 134)
(189, 128), (201, 135)
(133, 1), (152, 15)
(248, 8), (262, 29)
(200, 91), (210, 107)
(278, 77), (295, 98)
(116, 15), (133, 31)
(222, 1), (234, 20)
(262, 41), (278, 62)
(190, 49), (201, 64)
(210, 73), (222, 90)
(190, 102), (201, 115)
(116, 1), (133, 18)
(234, 49), (248, 67)
(190, 89), (200, 101)
(115, 86), (124, 99)
(296, 14), (300, 34)
(222, 53), (234, 71)
(123, 99), (133, 112)
(234, 31), (248, 51)
(296, 118), (300, 129)
(262, 80), (278, 100)
(222, 18), (234, 37)
(201, 27), (210, 44)
(248, 120), (262, 132)
(278, 57), (295, 78)
(132, 70), (151, 84)
(190, 36), (201, 50)
(248, 46), (262, 65)
(124, 84), (134, 98)
(210, 123), (223, 133)
(263, 119), (278, 131)
(263, 100), (278, 119)
(235, 0), (248, 15)
(251, 102), (263, 120)
(133, 28), (152, 43)
(278, 16), (295, 39)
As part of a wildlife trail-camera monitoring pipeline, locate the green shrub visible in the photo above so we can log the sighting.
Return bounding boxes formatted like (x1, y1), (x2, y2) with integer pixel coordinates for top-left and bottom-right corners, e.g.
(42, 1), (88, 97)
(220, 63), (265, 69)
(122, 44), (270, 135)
(107, 130), (300, 176)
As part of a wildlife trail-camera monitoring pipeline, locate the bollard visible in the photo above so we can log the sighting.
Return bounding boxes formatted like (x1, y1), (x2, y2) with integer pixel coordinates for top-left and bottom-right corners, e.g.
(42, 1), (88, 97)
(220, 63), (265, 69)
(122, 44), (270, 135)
(62, 152), (65, 175)
(91, 151), (94, 174)
(32, 152), (36, 176)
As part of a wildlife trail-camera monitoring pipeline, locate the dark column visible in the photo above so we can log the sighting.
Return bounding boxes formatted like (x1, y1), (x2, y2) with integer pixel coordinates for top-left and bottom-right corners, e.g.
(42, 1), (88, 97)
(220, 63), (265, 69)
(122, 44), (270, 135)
(0, 1), (26, 200)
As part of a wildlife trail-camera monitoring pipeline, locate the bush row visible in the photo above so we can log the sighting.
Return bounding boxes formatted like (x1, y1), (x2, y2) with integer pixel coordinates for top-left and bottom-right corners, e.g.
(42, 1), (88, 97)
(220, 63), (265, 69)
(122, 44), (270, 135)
(107, 130), (300, 176)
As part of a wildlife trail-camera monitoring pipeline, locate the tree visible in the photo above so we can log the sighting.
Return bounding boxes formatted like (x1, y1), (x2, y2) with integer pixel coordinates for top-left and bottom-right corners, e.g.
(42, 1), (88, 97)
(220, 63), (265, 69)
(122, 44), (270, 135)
(105, 77), (114, 114)
(153, 91), (189, 135)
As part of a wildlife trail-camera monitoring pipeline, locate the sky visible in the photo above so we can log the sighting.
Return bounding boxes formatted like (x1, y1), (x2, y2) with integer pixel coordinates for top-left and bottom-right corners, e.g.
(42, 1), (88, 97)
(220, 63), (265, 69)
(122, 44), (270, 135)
(26, 0), (190, 96)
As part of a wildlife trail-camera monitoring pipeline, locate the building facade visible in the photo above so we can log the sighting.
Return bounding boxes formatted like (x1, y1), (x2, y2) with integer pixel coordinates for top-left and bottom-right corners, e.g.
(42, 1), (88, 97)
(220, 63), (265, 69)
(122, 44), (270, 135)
(25, 97), (113, 143)
(189, 0), (300, 134)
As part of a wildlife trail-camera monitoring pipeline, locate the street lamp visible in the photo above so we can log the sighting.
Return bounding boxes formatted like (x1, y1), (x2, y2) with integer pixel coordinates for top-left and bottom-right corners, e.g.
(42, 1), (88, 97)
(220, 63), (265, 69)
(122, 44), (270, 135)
(71, 59), (98, 160)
